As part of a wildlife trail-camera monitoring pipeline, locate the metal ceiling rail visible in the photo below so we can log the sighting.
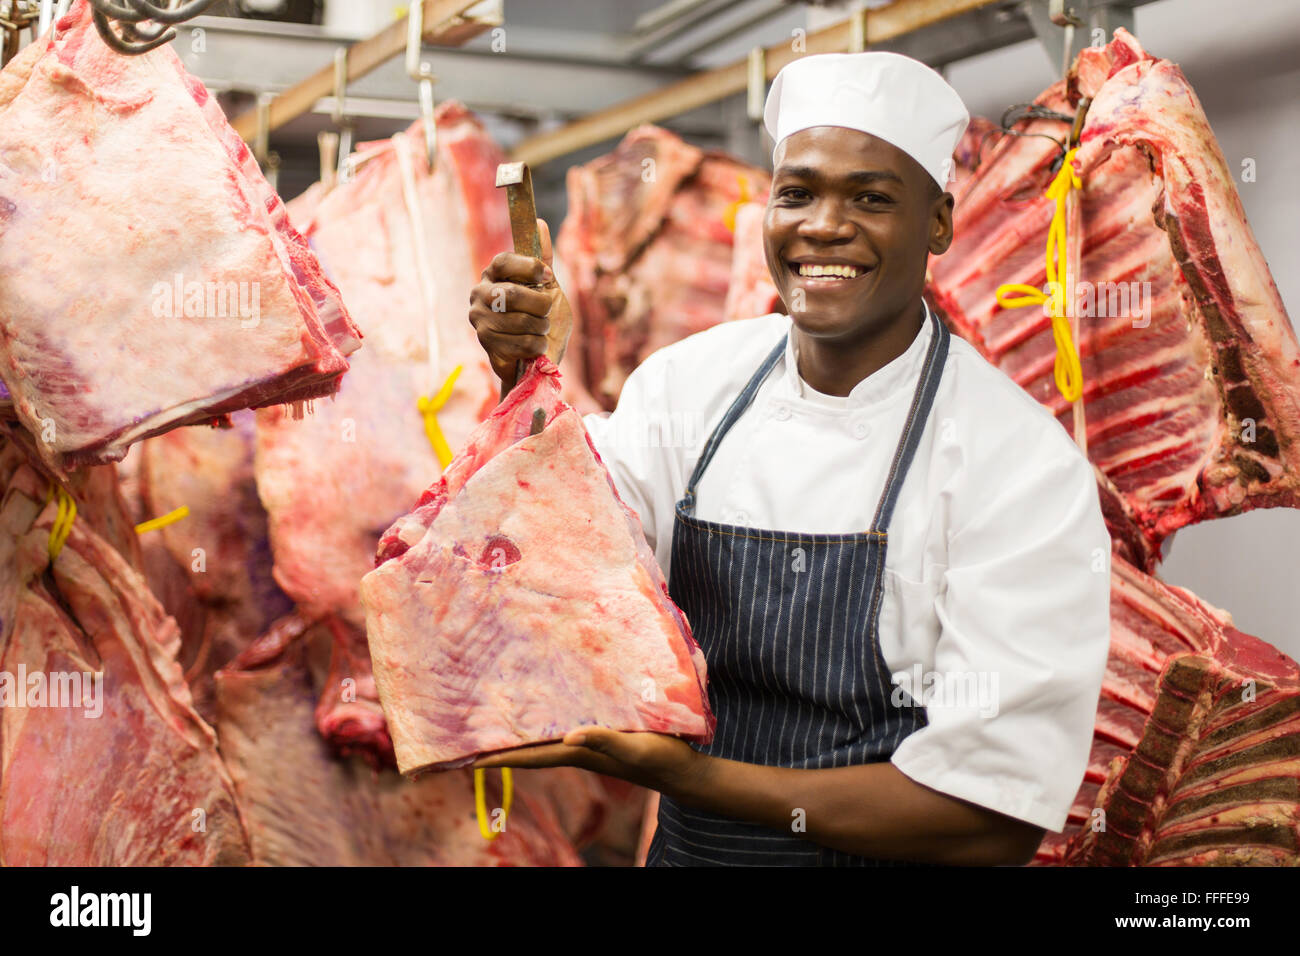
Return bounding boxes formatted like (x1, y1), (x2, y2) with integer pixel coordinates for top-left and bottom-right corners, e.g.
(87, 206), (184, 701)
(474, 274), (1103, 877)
(667, 0), (792, 65)
(229, 0), (497, 143)
(624, 0), (754, 62)
(509, 0), (1003, 167)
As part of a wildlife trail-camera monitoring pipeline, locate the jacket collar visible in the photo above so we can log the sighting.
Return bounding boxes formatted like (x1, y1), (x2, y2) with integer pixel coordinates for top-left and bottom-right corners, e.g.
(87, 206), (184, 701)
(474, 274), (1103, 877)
(780, 300), (935, 408)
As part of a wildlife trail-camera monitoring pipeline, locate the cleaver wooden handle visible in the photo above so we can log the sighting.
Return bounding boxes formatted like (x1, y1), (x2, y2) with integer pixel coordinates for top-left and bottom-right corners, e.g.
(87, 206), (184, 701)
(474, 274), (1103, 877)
(496, 161), (544, 400)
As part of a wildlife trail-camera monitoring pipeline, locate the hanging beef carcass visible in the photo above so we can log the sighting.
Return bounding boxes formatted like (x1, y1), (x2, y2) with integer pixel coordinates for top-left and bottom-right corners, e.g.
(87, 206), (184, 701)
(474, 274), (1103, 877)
(0, 2), (360, 473)
(361, 357), (714, 774)
(1032, 554), (1300, 866)
(213, 614), (582, 866)
(252, 106), (515, 762)
(926, 30), (1300, 867)
(0, 437), (251, 865)
(927, 29), (1300, 567)
(558, 125), (772, 408)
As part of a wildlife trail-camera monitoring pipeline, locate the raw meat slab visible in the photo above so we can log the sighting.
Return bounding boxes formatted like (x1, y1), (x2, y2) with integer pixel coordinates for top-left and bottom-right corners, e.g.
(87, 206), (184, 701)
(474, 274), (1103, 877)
(558, 125), (771, 408)
(0, 2), (360, 472)
(927, 30), (1300, 566)
(259, 108), (514, 760)
(361, 358), (713, 774)
(1032, 554), (1300, 866)
(0, 449), (250, 865)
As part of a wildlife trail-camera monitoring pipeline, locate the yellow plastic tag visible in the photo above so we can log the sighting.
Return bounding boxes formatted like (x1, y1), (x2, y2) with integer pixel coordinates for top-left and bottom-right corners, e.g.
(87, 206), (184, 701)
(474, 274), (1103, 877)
(134, 505), (191, 535)
(473, 767), (513, 841)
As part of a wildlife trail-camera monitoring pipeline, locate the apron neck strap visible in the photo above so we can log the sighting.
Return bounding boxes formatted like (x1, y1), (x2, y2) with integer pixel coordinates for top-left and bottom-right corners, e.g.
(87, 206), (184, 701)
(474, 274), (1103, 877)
(869, 304), (950, 533)
(685, 333), (787, 495)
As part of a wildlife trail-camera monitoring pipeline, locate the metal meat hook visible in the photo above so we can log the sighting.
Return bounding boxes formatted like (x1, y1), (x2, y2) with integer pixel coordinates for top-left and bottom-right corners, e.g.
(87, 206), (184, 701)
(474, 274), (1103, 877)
(88, 0), (217, 55)
(326, 46), (356, 186)
(406, 0), (438, 173)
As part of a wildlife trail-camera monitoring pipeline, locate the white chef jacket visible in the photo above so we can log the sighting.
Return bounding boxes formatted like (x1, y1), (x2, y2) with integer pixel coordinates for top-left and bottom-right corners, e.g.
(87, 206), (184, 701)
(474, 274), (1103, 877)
(582, 303), (1112, 833)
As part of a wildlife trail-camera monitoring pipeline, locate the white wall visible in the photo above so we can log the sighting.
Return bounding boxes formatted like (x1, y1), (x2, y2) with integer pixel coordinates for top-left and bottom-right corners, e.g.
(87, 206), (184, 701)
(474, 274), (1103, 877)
(942, 0), (1300, 656)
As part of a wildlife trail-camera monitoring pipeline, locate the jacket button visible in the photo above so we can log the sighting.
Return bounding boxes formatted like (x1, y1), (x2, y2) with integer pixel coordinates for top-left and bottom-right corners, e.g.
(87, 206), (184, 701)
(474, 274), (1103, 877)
(773, 404), (791, 421)
(852, 420), (871, 439)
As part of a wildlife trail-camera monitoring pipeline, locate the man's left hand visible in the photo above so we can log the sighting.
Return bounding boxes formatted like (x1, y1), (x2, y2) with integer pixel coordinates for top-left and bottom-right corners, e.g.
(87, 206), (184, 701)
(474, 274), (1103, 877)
(471, 728), (709, 800)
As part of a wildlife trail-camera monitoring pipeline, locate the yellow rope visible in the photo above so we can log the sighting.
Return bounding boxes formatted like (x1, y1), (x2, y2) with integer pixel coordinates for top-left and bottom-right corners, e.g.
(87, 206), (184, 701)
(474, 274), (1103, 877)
(45, 485), (77, 561)
(474, 767), (514, 841)
(135, 505), (191, 535)
(417, 364), (464, 469)
(994, 147), (1084, 403)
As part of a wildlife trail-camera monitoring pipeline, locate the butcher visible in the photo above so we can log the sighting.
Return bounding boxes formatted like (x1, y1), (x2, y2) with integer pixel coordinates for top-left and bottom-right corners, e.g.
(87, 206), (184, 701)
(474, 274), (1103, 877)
(468, 51), (1111, 866)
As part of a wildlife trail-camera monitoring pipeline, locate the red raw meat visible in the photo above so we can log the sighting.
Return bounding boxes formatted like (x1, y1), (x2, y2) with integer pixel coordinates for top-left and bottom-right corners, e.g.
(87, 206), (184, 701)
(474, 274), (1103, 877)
(129, 412), (293, 721)
(1032, 554), (1300, 866)
(928, 29), (1300, 567)
(0, 442), (250, 865)
(214, 614), (581, 866)
(312, 613), (393, 767)
(0, 2), (360, 472)
(558, 125), (771, 407)
(361, 358), (714, 774)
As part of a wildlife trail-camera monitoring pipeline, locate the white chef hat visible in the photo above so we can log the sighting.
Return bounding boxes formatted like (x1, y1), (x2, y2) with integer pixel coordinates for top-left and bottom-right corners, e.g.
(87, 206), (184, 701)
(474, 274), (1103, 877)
(763, 51), (970, 190)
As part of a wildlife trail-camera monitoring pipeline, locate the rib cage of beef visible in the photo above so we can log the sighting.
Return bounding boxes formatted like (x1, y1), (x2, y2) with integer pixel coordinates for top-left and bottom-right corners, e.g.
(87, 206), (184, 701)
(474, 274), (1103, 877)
(928, 30), (1300, 866)
(1036, 555), (1300, 865)
(928, 29), (1300, 568)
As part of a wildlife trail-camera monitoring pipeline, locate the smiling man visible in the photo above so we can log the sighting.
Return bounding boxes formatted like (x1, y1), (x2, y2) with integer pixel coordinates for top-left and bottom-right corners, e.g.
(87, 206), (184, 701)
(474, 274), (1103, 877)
(468, 51), (1111, 866)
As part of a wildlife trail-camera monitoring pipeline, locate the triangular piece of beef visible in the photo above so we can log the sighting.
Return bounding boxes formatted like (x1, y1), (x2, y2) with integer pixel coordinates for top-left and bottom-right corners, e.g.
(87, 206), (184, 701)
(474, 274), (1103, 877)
(0, 1), (360, 472)
(361, 359), (714, 774)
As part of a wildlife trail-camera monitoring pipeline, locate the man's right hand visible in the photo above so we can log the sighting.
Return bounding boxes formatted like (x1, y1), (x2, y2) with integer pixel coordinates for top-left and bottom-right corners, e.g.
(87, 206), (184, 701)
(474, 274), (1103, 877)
(469, 218), (574, 395)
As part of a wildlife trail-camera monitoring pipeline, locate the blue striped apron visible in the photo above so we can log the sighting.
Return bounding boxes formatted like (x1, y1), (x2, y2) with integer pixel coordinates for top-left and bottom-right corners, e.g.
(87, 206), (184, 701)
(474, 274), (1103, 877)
(647, 306), (950, 866)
